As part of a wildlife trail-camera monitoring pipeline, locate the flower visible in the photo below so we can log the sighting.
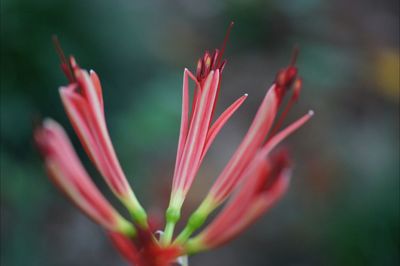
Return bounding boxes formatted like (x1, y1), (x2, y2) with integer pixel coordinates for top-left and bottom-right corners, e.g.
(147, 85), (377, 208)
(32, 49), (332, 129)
(53, 37), (147, 226)
(35, 24), (313, 265)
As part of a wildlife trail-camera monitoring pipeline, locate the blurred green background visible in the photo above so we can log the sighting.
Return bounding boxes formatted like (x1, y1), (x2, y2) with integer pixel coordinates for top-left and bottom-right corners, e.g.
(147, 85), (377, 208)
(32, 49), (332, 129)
(1, 0), (398, 265)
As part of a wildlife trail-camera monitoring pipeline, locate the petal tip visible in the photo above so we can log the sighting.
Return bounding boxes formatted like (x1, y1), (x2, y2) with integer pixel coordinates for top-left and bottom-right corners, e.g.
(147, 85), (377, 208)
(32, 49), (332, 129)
(42, 118), (57, 128)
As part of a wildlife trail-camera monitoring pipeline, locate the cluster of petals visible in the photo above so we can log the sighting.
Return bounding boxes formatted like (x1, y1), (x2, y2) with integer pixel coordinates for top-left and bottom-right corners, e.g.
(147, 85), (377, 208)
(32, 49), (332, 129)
(35, 26), (313, 266)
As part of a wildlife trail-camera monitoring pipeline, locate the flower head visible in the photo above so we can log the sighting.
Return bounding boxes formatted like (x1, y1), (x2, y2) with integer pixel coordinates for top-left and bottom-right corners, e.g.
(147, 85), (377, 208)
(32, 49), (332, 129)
(36, 24), (313, 265)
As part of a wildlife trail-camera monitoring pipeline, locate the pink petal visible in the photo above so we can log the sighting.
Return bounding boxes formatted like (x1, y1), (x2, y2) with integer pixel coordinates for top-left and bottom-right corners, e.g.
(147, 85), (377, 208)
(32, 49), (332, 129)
(173, 69), (192, 182)
(208, 84), (279, 204)
(60, 72), (134, 198)
(60, 87), (116, 189)
(195, 150), (291, 250)
(200, 93), (248, 162)
(89, 70), (104, 111)
(35, 119), (130, 232)
(260, 110), (314, 157)
(172, 70), (220, 204)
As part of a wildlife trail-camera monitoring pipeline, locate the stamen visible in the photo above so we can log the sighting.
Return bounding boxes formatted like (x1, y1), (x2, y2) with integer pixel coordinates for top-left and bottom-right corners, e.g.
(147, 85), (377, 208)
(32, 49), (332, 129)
(52, 35), (75, 82)
(200, 57), (206, 79)
(204, 53), (212, 74)
(195, 22), (234, 82)
(196, 58), (203, 79)
(269, 77), (303, 139)
(211, 49), (219, 69)
(292, 78), (302, 101)
(276, 69), (288, 88)
(216, 21), (234, 67)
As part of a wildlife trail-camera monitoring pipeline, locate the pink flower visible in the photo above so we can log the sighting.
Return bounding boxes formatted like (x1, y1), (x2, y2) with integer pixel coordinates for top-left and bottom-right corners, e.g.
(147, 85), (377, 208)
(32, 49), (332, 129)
(164, 37), (312, 247)
(53, 37), (147, 226)
(36, 24), (313, 265)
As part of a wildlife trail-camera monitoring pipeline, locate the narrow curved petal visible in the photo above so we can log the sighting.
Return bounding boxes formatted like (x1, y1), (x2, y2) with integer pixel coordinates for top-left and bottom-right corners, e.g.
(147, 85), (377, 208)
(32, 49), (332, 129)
(89, 70), (104, 111)
(60, 65), (138, 204)
(208, 85), (279, 205)
(171, 70), (220, 208)
(200, 93), (248, 162)
(188, 150), (291, 251)
(35, 119), (134, 234)
(173, 69), (192, 182)
(260, 110), (314, 157)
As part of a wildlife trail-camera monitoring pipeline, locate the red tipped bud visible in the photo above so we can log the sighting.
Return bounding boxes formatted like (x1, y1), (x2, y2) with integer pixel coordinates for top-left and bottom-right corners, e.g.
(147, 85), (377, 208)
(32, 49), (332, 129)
(195, 22), (234, 82)
(292, 78), (302, 101)
(276, 66), (298, 88)
(196, 58), (203, 78)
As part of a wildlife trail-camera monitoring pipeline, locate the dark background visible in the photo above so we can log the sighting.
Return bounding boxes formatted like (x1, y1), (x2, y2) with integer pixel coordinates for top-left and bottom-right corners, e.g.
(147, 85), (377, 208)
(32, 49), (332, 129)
(1, 0), (399, 265)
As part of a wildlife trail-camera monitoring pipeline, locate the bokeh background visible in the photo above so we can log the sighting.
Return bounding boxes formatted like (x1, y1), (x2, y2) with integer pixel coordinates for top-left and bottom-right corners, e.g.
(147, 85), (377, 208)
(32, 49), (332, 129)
(1, 0), (399, 265)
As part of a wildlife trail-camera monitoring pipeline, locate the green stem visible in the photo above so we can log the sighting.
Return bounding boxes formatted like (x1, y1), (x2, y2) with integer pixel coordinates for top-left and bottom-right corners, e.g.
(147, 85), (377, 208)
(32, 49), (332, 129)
(174, 226), (194, 244)
(122, 194), (149, 228)
(162, 221), (176, 245)
(117, 218), (137, 237)
(184, 238), (206, 255)
(161, 206), (181, 245)
(174, 197), (214, 244)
